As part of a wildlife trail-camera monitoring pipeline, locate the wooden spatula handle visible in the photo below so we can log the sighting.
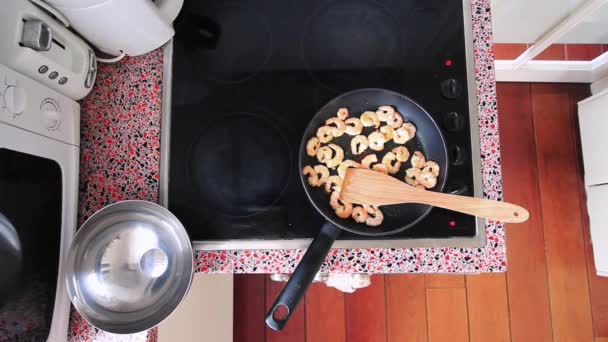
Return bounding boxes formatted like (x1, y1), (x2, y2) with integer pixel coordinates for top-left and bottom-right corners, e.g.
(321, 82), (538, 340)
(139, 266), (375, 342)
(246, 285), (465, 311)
(409, 190), (528, 223)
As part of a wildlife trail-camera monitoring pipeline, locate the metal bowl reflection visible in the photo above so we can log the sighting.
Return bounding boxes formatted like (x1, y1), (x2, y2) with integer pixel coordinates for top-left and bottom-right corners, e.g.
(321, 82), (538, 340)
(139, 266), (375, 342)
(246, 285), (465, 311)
(66, 201), (193, 334)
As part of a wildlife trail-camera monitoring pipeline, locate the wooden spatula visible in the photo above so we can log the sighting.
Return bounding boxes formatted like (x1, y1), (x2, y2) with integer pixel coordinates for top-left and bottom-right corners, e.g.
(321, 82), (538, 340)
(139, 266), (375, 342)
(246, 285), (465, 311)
(341, 169), (529, 223)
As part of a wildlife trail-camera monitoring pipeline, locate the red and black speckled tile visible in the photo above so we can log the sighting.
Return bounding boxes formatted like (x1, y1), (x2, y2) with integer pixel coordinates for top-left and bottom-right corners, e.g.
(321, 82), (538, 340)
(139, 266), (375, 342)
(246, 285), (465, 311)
(69, 50), (163, 342)
(71, 0), (504, 339)
(77, 51), (163, 226)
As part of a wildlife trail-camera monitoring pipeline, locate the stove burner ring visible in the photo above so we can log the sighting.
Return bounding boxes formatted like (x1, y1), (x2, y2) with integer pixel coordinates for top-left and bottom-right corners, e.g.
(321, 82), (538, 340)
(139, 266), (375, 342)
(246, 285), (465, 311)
(188, 113), (291, 218)
(301, 0), (402, 91)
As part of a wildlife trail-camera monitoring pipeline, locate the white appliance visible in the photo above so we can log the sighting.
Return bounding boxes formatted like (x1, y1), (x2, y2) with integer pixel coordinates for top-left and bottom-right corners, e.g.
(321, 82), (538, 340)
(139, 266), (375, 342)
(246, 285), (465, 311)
(43, 0), (184, 57)
(0, 63), (79, 341)
(0, 0), (97, 101)
(578, 88), (608, 277)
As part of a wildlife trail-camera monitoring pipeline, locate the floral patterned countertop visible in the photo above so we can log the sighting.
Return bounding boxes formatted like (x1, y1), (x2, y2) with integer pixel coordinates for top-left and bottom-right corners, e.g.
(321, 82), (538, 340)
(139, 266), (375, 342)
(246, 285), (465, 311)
(70, 0), (501, 340)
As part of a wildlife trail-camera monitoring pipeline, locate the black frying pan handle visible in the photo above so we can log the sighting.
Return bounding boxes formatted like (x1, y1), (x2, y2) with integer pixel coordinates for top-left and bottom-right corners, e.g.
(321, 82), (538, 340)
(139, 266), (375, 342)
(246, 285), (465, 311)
(265, 222), (341, 331)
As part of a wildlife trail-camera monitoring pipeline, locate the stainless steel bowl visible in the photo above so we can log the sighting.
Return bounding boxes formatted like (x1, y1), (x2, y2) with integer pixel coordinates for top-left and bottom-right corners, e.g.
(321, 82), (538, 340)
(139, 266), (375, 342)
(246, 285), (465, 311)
(66, 201), (194, 334)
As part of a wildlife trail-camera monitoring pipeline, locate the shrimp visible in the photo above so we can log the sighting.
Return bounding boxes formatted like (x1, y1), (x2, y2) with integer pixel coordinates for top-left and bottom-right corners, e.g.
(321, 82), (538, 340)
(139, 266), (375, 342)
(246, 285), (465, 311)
(402, 122), (416, 138)
(368, 131), (386, 151)
(417, 171), (437, 189)
(376, 105), (395, 122)
(325, 143), (344, 169)
(306, 137), (320, 157)
(387, 112), (404, 129)
(393, 125), (413, 144)
(337, 107), (349, 120)
(422, 161), (440, 177)
(329, 191), (341, 209)
(344, 118), (363, 136)
(316, 126), (334, 143)
(351, 206), (368, 223)
(314, 165), (330, 186)
(405, 167), (421, 179)
(350, 135), (368, 155)
(372, 163), (389, 174)
(361, 154), (378, 169)
(302, 166), (318, 186)
(392, 146), (410, 162)
(405, 166), (422, 187)
(361, 111), (380, 128)
(325, 176), (342, 193)
(338, 160), (361, 179)
(363, 205), (384, 226)
(335, 203), (353, 219)
(380, 125), (394, 141)
(317, 146), (333, 164)
(302, 165), (328, 187)
(330, 191), (353, 219)
(325, 117), (346, 137)
(410, 151), (426, 168)
(381, 152), (401, 174)
(405, 176), (419, 187)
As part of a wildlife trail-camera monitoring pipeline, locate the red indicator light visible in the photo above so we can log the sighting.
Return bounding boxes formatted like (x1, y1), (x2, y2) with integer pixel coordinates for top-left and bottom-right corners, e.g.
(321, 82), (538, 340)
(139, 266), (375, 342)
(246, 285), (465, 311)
(444, 59), (453, 67)
(448, 220), (457, 227)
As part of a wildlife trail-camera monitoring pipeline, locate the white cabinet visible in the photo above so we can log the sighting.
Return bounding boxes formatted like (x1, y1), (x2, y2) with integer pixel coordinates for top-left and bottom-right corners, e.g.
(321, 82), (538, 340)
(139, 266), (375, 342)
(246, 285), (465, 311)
(158, 274), (233, 342)
(579, 88), (608, 187)
(491, 0), (586, 43)
(491, 0), (608, 44)
(587, 185), (608, 276)
(579, 89), (608, 276)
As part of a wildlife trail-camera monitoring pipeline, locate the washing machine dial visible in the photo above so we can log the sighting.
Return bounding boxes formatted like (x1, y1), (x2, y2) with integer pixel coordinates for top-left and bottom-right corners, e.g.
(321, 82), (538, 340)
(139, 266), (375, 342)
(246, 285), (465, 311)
(4, 85), (27, 115)
(41, 98), (61, 130)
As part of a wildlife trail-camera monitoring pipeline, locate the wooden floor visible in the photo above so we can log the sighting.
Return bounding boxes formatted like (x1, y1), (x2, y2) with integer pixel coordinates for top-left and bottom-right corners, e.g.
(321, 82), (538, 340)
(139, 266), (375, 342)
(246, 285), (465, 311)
(233, 83), (608, 342)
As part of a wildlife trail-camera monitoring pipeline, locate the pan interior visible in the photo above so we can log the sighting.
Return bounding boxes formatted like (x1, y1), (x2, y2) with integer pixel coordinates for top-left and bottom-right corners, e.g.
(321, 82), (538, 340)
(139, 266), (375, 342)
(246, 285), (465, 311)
(300, 89), (448, 236)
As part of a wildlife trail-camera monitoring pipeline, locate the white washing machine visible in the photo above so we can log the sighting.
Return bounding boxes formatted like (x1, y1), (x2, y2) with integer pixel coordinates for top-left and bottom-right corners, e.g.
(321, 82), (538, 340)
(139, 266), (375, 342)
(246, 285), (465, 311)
(0, 63), (79, 341)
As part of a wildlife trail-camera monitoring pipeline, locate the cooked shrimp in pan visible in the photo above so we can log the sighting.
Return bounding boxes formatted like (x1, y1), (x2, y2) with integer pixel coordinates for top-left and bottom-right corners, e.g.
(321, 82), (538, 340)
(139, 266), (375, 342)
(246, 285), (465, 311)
(410, 150), (426, 168)
(361, 154), (378, 169)
(304, 106), (434, 224)
(350, 135), (368, 155)
(325, 117), (346, 137)
(325, 144), (344, 169)
(316, 126), (334, 143)
(330, 191), (353, 219)
(351, 206), (368, 223)
(418, 171), (437, 189)
(422, 161), (440, 177)
(325, 176), (342, 193)
(381, 152), (401, 174)
(306, 137), (320, 157)
(380, 125), (394, 141)
(316, 146), (332, 164)
(337, 107), (349, 120)
(376, 105), (395, 122)
(363, 204), (384, 226)
(387, 112), (404, 128)
(361, 111), (380, 128)
(368, 131), (386, 151)
(392, 146), (410, 162)
(344, 118), (363, 136)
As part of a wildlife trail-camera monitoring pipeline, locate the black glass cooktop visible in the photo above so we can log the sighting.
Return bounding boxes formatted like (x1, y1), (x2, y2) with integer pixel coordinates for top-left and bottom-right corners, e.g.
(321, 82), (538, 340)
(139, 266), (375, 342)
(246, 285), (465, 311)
(168, 0), (478, 242)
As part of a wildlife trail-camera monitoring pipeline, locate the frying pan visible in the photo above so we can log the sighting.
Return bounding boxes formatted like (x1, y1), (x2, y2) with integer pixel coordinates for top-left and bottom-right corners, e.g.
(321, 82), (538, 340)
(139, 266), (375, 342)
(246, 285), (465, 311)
(265, 88), (448, 330)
